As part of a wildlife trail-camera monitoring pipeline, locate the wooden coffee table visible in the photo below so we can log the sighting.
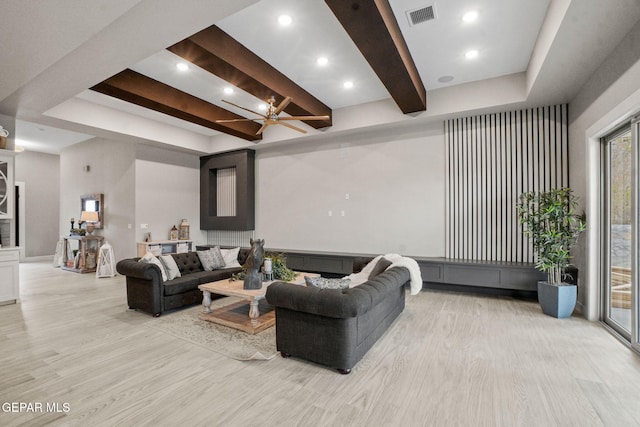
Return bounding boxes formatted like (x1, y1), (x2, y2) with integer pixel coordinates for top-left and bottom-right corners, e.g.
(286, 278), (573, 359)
(198, 272), (319, 334)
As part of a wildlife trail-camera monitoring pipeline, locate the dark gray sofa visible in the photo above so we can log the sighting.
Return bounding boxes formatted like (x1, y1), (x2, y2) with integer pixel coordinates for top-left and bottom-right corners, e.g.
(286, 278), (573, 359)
(265, 265), (411, 374)
(116, 248), (249, 317)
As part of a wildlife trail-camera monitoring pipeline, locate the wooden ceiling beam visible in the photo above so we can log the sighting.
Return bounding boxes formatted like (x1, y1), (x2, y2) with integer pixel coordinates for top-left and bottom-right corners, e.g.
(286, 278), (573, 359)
(324, 0), (427, 114)
(168, 26), (332, 129)
(90, 69), (262, 142)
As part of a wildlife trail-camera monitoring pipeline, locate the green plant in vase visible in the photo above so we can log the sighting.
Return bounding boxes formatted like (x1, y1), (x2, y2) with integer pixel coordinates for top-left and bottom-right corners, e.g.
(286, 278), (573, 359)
(516, 187), (586, 318)
(230, 251), (296, 282)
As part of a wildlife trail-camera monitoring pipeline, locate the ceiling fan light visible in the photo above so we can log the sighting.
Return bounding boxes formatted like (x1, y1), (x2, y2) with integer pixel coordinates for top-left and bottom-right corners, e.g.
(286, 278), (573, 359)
(278, 14), (292, 26)
(462, 11), (478, 23)
(465, 50), (479, 59)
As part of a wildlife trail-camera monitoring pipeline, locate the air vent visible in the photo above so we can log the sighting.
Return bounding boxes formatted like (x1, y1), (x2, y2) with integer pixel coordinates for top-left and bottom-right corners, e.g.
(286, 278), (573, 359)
(406, 5), (436, 26)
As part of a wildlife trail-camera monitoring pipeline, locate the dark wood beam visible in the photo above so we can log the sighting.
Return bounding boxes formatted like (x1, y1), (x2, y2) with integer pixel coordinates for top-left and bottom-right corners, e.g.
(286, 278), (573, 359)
(168, 26), (332, 129)
(90, 69), (262, 142)
(324, 0), (427, 114)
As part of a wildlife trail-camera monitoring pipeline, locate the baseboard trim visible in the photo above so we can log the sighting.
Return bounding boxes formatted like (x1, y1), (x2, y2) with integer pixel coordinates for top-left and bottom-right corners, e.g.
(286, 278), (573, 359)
(22, 255), (54, 263)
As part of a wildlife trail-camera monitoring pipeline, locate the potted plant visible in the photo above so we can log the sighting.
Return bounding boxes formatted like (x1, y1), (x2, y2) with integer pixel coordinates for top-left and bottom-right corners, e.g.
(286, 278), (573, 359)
(516, 187), (586, 318)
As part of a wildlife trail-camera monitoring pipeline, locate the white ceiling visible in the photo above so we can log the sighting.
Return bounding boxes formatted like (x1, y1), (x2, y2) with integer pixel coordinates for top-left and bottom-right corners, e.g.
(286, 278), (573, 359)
(2, 0), (640, 154)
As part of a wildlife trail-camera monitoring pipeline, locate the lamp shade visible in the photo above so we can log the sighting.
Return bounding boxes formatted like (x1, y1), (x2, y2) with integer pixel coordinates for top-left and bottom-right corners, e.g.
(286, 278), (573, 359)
(81, 211), (99, 223)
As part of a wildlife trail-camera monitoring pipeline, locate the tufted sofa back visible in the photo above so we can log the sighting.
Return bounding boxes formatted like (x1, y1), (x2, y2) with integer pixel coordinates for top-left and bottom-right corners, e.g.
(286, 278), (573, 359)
(172, 252), (204, 275)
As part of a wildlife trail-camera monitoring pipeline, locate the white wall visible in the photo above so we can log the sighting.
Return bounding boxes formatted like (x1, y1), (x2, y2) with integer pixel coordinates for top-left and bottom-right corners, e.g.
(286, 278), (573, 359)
(134, 145), (206, 255)
(569, 18), (640, 320)
(60, 138), (136, 262)
(255, 121), (446, 257)
(14, 151), (60, 257)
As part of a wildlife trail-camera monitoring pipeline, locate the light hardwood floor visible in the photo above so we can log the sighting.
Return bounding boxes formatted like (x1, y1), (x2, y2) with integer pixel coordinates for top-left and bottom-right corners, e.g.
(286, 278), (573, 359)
(1, 262), (640, 426)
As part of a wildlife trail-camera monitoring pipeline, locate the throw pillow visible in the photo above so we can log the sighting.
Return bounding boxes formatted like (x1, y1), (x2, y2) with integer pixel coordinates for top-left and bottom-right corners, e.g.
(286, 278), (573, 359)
(220, 247), (241, 268)
(209, 246), (226, 269)
(159, 255), (182, 280)
(197, 248), (225, 271)
(305, 276), (351, 290)
(139, 252), (168, 281)
(368, 257), (393, 279)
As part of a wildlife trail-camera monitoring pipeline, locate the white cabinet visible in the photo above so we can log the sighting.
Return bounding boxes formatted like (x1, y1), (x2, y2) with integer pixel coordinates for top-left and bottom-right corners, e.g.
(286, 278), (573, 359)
(0, 154), (15, 219)
(137, 240), (192, 257)
(0, 248), (19, 304)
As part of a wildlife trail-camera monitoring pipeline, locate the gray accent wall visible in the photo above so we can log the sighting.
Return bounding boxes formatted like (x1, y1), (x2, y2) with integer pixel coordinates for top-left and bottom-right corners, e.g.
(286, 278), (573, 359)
(14, 151), (60, 257)
(135, 145), (206, 257)
(59, 138), (136, 262)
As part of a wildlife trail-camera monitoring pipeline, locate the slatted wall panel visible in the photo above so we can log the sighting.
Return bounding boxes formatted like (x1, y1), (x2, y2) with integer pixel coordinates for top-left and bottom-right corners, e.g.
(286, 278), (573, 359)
(216, 167), (236, 217)
(207, 230), (255, 247)
(445, 104), (569, 262)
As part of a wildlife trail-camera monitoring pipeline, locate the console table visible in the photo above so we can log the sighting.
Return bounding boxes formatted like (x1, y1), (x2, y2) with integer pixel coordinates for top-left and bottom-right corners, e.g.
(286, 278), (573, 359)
(61, 235), (103, 273)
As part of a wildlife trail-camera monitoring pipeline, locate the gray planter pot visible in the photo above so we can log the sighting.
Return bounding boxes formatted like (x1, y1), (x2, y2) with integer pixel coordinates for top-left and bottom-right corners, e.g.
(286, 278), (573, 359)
(537, 281), (577, 318)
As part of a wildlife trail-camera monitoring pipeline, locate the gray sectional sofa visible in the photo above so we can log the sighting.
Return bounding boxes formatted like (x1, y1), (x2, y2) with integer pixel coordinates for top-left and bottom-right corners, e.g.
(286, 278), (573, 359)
(265, 264), (411, 374)
(116, 248), (249, 317)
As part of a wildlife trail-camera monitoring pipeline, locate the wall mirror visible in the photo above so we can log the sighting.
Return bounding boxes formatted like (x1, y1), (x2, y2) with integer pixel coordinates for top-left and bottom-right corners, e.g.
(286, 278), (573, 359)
(81, 193), (104, 229)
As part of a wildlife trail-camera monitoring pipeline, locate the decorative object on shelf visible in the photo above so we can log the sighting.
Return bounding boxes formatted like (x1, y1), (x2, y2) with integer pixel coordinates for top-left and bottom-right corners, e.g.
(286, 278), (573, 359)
(70, 218), (75, 233)
(86, 249), (97, 269)
(70, 228), (86, 236)
(263, 257), (273, 281)
(179, 218), (190, 240)
(243, 238), (264, 290)
(0, 126), (8, 150)
(169, 225), (179, 241)
(517, 187), (586, 318)
(80, 210), (99, 235)
(144, 232), (152, 242)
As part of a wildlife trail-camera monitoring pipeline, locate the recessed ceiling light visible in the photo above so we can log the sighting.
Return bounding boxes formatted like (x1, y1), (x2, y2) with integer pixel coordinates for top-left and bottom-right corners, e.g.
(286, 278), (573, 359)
(316, 56), (329, 66)
(278, 14), (292, 26)
(343, 81), (354, 89)
(258, 103), (268, 111)
(223, 87), (234, 95)
(176, 62), (189, 72)
(462, 11), (478, 23)
(438, 75), (454, 83)
(465, 50), (479, 59)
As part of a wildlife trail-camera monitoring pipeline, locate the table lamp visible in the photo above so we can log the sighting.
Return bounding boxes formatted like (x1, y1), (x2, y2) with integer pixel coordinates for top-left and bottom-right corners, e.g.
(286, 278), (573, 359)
(81, 211), (99, 235)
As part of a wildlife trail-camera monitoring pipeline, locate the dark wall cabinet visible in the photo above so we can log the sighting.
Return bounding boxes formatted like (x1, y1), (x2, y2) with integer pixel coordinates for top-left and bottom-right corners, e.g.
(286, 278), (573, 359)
(200, 149), (255, 231)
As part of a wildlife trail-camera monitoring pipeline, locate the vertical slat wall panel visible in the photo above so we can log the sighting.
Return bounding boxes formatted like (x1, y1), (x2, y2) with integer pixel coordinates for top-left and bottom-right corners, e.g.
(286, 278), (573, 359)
(207, 230), (255, 247)
(445, 104), (568, 262)
(216, 167), (237, 217)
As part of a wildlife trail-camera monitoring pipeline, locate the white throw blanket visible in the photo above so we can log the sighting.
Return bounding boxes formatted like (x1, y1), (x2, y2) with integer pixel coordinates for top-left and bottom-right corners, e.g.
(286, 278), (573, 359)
(345, 254), (423, 295)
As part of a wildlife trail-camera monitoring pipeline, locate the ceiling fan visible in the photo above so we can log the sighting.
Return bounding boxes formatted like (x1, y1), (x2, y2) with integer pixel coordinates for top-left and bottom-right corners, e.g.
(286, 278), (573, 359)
(215, 96), (330, 135)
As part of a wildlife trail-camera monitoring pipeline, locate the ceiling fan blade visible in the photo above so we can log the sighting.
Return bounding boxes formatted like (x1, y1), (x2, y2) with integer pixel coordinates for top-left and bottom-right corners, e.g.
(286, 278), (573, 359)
(278, 115), (331, 121)
(256, 121), (271, 135)
(215, 118), (256, 123)
(221, 99), (267, 119)
(277, 121), (307, 134)
(274, 96), (292, 115)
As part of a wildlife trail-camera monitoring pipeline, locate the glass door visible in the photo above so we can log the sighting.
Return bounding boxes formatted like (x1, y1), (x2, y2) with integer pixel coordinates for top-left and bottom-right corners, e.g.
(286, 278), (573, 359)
(602, 126), (633, 338)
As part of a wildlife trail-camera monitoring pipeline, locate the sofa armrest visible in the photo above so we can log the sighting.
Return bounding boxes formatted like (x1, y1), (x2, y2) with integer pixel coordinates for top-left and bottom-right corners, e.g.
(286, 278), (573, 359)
(116, 258), (163, 282)
(266, 266), (410, 319)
